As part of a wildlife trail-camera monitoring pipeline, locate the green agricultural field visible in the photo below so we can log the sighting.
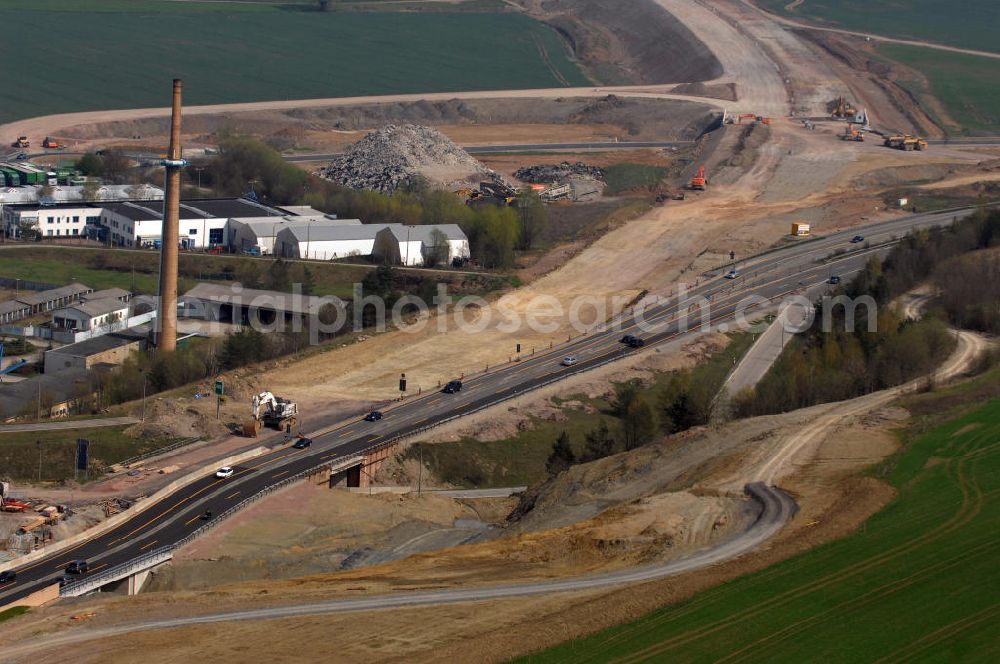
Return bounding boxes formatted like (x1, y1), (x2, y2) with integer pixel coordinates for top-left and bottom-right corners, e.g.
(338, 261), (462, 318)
(0, 0), (588, 124)
(878, 44), (1000, 136)
(523, 379), (1000, 662)
(755, 0), (1000, 54)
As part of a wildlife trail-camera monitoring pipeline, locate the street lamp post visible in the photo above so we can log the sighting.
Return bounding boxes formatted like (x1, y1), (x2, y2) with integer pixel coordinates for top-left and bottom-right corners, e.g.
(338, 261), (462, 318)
(139, 369), (148, 422)
(36, 440), (42, 482)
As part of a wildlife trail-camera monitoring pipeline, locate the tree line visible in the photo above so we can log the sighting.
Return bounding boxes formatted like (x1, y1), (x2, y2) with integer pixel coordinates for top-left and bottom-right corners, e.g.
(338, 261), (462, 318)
(731, 208), (1000, 417)
(545, 363), (733, 477)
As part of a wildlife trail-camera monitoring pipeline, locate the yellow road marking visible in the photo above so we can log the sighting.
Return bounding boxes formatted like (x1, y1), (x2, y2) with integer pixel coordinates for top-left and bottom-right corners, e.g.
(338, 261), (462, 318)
(271, 470), (289, 479)
(139, 540), (157, 551)
(225, 491), (240, 500)
(20, 445), (294, 573)
(184, 514), (202, 526)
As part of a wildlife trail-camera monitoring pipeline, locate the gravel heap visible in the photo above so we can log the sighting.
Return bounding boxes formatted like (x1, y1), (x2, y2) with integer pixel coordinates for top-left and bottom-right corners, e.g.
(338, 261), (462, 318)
(318, 124), (489, 194)
(514, 161), (606, 184)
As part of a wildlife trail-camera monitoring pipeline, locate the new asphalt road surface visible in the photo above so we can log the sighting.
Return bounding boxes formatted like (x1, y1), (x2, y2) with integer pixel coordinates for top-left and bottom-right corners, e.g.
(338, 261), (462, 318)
(0, 205), (984, 609)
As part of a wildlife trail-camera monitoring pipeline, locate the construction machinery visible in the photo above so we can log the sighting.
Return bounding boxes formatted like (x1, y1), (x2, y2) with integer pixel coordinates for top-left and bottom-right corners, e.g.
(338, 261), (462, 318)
(736, 113), (758, 124)
(0, 482), (31, 513)
(831, 96), (857, 118)
(757, 116), (772, 125)
(10, 136), (29, 148)
(841, 125), (865, 142)
(688, 165), (707, 191)
(42, 136), (64, 149)
(884, 134), (928, 151)
(245, 391), (298, 436)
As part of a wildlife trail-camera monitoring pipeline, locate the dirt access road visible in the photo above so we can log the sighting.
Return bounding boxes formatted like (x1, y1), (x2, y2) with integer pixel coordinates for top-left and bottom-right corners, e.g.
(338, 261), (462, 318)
(0, 485), (795, 662)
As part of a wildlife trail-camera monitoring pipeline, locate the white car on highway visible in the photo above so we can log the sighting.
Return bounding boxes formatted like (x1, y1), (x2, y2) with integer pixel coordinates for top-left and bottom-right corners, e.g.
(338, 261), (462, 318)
(561, 356), (578, 366)
(215, 467), (234, 479)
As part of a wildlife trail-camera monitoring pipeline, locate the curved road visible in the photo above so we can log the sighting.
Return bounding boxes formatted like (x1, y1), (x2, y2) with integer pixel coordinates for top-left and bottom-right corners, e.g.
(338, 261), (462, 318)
(0, 204), (982, 611)
(0, 482), (794, 657)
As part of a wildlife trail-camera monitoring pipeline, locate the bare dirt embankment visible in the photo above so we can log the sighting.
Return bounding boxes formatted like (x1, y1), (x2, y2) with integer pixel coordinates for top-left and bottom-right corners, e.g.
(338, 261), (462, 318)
(519, 0), (723, 85)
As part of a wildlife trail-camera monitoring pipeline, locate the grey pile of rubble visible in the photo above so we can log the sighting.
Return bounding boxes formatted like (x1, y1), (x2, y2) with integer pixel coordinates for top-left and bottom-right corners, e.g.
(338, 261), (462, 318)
(514, 161), (606, 184)
(317, 124), (490, 194)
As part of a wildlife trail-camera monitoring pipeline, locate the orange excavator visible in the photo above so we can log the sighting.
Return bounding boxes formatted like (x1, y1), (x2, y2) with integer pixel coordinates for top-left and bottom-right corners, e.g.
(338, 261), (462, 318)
(736, 113), (758, 124)
(689, 165), (707, 191)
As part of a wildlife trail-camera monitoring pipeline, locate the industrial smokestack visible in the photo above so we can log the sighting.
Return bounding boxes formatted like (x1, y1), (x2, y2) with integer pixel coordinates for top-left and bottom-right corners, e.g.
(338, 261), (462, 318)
(156, 78), (184, 352)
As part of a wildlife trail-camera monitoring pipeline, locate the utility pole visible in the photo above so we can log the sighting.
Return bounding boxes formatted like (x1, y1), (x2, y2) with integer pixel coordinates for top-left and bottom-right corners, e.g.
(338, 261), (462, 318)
(140, 369), (148, 422)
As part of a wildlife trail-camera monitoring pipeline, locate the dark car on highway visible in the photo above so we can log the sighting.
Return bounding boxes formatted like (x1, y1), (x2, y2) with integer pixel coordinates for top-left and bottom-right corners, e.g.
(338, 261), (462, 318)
(364, 411), (383, 422)
(65, 560), (88, 574)
(0, 570), (15, 584)
(292, 437), (313, 449)
(442, 380), (463, 394)
(621, 334), (645, 348)
(850, 235), (865, 243)
(828, 275), (842, 285)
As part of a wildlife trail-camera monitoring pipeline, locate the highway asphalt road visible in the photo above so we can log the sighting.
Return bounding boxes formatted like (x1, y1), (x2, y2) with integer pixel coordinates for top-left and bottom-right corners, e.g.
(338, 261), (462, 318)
(0, 205), (983, 608)
(0, 482), (794, 657)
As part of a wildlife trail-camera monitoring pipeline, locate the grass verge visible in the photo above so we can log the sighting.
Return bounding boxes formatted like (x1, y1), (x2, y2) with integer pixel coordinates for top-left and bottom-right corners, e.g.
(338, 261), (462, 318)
(0, 426), (170, 483)
(603, 164), (668, 195)
(0, 607), (29, 623)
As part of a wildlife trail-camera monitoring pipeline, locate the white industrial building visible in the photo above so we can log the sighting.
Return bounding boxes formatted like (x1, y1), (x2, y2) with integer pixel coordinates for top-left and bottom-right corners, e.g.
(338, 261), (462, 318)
(51, 297), (130, 333)
(100, 198), (279, 249)
(372, 224), (470, 267)
(2, 203), (102, 239)
(276, 223), (389, 261)
(2, 197), (289, 248)
(230, 216), (360, 256)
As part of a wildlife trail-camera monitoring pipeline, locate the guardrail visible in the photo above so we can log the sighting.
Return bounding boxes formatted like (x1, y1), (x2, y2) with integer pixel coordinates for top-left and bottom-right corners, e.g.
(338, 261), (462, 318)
(115, 437), (201, 469)
(59, 455), (363, 597)
(60, 547), (174, 597)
